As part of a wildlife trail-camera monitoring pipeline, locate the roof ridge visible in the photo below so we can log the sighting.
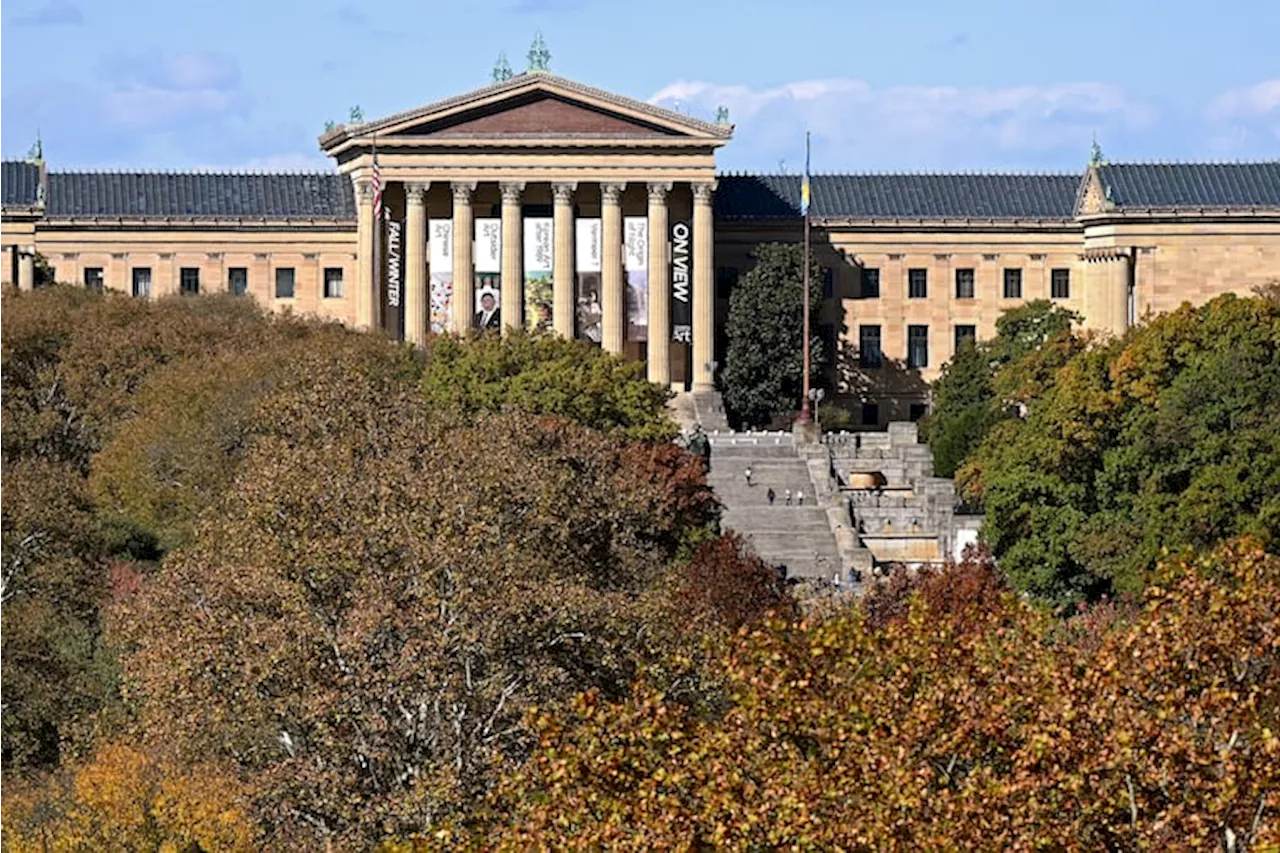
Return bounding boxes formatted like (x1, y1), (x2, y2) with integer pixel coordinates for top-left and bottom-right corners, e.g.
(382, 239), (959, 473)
(49, 169), (344, 177)
(1100, 159), (1280, 167)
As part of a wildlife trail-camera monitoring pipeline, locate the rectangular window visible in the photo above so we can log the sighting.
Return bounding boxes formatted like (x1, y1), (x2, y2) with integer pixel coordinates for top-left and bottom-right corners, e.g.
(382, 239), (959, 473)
(907, 324), (929, 369)
(228, 267), (248, 296)
(955, 268), (975, 299)
(715, 266), (739, 299)
(955, 324), (977, 353)
(860, 267), (880, 299)
(179, 267), (200, 295)
(131, 267), (152, 298)
(821, 267), (835, 299)
(861, 402), (880, 427)
(323, 267), (344, 299)
(858, 324), (883, 368)
(908, 268), (928, 299)
(1051, 268), (1071, 299)
(1003, 268), (1023, 299)
(275, 267), (296, 299)
(83, 267), (104, 293)
(909, 403), (929, 422)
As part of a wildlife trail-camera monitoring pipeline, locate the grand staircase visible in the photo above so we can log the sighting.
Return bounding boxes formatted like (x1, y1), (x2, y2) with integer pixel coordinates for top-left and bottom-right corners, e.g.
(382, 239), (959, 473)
(706, 433), (842, 581)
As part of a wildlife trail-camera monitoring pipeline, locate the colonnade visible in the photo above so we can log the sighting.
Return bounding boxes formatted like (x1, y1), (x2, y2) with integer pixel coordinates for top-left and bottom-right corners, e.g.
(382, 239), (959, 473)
(352, 178), (716, 390)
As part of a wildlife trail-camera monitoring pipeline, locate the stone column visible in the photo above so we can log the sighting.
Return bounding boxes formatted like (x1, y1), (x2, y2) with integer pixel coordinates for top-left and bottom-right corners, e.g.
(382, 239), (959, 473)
(692, 181), (716, 391)
(451, 182), (476, 336)
(552, 182), (576, 337)
(601, 182), (625, 355)
(500, 182), (524, 334)
(18, 247), (35, 291)
(1082, 248), (1131, 337)
(354, 179), (375, 330)
(404, 182), (429, 346)
(646, 182), (672, 386)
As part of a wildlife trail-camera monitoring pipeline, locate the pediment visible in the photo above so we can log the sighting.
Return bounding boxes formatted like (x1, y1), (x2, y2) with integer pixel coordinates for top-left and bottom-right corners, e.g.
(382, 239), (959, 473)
(1075, 166), (1116, 216)
(320, 73), (731, 152)
(393, 91), (681, 138)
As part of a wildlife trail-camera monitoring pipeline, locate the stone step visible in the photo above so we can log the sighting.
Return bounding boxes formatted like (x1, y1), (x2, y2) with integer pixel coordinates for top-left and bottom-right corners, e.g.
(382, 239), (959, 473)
(731, 531), (840, 557)
(723, 514), (832, 534)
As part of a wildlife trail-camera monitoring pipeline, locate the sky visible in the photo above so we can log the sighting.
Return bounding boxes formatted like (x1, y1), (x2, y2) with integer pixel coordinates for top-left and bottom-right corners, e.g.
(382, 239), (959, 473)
(2, 0), (1277, 175)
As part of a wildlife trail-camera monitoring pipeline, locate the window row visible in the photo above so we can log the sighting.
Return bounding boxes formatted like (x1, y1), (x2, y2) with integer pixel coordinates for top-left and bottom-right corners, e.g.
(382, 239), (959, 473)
(861, 267), (1071, 300)
(855, 401), (929, 427)
(857, 323), (981, 370)
(82, 266), (346, 299)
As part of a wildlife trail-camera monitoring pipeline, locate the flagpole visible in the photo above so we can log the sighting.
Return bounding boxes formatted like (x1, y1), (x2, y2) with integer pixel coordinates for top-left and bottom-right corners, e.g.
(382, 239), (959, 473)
(799, 131), (812, 424)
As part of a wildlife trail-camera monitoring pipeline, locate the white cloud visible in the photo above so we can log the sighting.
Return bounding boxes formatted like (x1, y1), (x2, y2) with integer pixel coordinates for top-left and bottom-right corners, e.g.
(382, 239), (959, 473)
(651, 77), (1155, 171)
(1209, 80), (1280, 120)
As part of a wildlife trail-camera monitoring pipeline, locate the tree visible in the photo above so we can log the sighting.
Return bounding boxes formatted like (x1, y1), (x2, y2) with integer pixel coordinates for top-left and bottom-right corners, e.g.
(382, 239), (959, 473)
(1, 743), (259, 851)
(110, 342), (721, 849)
(419, 332), (674, 442)
(721, 243), (824, 429)
(961, 293), (1280, 604)
(480, 542), (1280, 850)
(921, 300), (1081, 478)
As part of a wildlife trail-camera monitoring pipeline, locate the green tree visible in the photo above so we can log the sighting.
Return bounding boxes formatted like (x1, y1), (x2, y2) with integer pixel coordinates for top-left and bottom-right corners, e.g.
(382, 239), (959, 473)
(420, 332), (675, 442)
(721, 243), (824, 429)
(921, 300), (1081, 478)
(961, 294), (1280, 603)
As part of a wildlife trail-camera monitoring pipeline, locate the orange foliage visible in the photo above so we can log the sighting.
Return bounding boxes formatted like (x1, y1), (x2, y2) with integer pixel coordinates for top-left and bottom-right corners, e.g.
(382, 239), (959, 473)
(481, 542), (1280, 850)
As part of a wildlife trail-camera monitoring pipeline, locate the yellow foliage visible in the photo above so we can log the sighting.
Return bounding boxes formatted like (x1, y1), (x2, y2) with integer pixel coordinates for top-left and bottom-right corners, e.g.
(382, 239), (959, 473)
(2, 744), (259, 852)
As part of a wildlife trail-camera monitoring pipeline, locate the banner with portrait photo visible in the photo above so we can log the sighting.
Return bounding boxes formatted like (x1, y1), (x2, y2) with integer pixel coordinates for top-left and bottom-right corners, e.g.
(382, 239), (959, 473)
(523, 217), (554, 333)
(473, 218), (502, 332)
(428, 219), (453, 334)
(624, 216), (648, 342)
(575, 218), (602, 344)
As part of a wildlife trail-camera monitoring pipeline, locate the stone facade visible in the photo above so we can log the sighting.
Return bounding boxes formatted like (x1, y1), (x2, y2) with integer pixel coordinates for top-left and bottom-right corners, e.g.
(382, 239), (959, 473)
(3, 74), (1278, 424)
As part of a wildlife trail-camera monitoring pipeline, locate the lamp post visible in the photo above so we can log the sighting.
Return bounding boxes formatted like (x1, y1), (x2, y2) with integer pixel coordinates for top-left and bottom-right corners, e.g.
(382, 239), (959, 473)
(809, 387), (825, 430)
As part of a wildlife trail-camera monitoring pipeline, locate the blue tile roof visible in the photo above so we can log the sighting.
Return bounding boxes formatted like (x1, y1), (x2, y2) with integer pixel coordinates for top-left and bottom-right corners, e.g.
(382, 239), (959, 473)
(43, 172), (356, 219)
(716, 173), (1082, 220)
(1096, 162), (1280, 209)
(2, 161), (41, 208)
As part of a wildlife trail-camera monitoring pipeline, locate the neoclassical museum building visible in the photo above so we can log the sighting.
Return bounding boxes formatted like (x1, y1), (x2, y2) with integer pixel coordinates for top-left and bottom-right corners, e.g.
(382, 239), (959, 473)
(4, 70), (1279, 423)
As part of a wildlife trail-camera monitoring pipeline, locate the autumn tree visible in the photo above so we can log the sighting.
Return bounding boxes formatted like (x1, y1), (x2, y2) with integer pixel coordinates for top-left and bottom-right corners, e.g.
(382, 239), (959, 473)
(721, 243), (825, 429)
(110, 340), (722, 849)
(481, 542), (1280, 850)
(2, 743), (259, 851)
(420, 331), (675, 442)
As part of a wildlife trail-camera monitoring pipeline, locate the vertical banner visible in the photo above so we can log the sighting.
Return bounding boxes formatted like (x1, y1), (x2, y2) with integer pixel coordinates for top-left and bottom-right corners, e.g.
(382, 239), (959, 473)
(523, 217), (554, 332)
(575, 218), (603, 343)
(385, 216), (405, 341)
(670, 219), (692, 344)
(428, 220), (453, 334)
(624, 216), (648, 342)
(474, 218), (502, 332)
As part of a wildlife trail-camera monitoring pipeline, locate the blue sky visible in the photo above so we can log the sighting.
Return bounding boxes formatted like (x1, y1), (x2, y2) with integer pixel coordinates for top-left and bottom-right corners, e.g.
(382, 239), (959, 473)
(2, 0), (1277, 174)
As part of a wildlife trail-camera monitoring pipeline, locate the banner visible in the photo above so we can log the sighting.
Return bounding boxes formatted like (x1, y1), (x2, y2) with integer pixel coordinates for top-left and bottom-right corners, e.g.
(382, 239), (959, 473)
(474, 218), (501, 273)
(428, 220), (453, 334)
(624, 216), (648, 342)
(473, 218), (502, 332)
(575, 218), (603, 344)
(523, 217), (554, 332)
(385, 216), (404, 341)
(670, 219), (692, 344)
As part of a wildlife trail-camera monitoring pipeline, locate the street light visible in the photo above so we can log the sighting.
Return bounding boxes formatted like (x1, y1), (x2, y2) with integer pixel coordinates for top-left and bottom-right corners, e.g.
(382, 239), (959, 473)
(808, 387), (825, 428)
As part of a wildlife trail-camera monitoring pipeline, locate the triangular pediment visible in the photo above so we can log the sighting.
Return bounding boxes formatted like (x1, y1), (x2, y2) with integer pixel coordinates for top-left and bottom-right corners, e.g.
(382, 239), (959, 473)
(1075, 165), (1116, 216)
(320, 73), (732, 152)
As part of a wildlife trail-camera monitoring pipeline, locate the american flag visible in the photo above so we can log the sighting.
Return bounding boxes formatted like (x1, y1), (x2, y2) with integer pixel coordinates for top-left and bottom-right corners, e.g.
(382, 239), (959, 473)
(371, 148), (383, 219)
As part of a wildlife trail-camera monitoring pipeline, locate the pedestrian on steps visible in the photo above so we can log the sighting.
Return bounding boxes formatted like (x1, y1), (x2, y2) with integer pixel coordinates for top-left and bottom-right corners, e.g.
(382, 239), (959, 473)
(767, 487), (776, 505)
(797, 489), (805, 506)
(744, 465), (754, 487)
(784, 489), (792, 506)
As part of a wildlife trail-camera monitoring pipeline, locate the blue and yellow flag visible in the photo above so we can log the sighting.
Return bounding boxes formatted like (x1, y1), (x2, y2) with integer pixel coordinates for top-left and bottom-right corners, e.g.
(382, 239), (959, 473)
(800, 131), (811, 216)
